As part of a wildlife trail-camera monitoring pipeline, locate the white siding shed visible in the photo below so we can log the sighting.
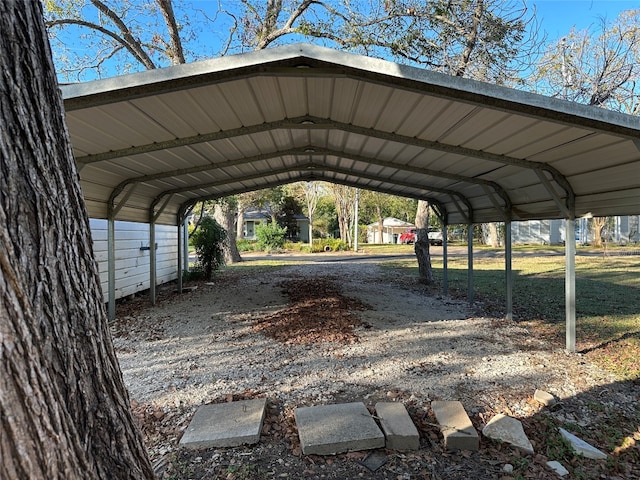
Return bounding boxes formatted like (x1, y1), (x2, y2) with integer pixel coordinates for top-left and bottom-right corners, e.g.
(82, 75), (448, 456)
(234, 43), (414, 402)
(90, 219), (178, 301)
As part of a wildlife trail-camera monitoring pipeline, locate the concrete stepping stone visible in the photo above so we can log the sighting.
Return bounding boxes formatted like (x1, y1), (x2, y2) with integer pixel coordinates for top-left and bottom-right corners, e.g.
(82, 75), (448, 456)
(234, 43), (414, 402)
(482, 413), (534, 454)
(559, 428), (607, 459)
(179, 398), (266, 449)
(431, 401), (479, 451)
(375, 402), (420, 450)
(294, 402), (385, 455)
(547, 460), (569, 476)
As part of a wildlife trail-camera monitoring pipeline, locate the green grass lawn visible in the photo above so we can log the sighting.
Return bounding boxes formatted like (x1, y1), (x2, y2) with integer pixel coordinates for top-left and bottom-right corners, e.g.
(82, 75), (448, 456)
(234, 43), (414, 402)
(385, 249), (640, 380)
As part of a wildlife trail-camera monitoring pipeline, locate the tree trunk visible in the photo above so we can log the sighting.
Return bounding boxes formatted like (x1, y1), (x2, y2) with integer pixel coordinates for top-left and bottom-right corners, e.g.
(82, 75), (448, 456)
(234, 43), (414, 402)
(376, 205), (384, 243)
(487, 222), (500, 247)
(0, 2), (154, 479)
(214, 203), (242, 263)
(414, 200), (434, 284)
(236, 205), (245, 239)
(415, 229), (435, 284)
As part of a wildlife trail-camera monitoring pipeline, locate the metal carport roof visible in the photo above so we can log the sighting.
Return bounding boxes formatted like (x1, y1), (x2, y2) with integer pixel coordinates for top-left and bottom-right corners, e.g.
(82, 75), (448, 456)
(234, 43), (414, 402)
(61, 43), (640, 227)
(60, 43), (640, 353)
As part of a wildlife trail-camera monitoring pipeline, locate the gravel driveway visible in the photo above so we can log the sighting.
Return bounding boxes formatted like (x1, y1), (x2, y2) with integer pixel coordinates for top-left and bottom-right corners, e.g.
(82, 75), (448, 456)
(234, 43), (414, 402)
(111, 254), (637, 479)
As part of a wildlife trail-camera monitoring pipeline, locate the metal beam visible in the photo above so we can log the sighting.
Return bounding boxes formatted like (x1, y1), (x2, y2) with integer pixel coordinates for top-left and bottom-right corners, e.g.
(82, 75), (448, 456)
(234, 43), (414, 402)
(151, 193), (174, 223)
(565, 218), (576, 353)
(76, 121), (289, 166)
(149, 218), (156, 306)
(177, 219), (183, 295)
(107, 216), (116, 321)
(178, 174), (449, 223)
(442, 223), (449, 294)
(150, 162), (473, 217)
(535, 169), (571, 218)
(467, 223), (474, 303)
(450, 196), (469, 224)
(505, 220), (513, 321)
(482, 185), (510, 221)
(74, 113), (576, 215)
(111, 183), (138, 217)
(107, 145), (511, 211)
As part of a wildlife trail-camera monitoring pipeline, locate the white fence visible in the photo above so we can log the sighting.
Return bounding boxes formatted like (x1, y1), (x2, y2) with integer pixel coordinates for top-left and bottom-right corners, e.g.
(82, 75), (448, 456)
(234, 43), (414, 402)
(90, 219), (178, 302)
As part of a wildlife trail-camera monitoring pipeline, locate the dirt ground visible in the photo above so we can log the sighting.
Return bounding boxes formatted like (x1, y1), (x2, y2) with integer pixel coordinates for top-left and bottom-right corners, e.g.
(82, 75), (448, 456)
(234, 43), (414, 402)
(111, 253), (640, 479)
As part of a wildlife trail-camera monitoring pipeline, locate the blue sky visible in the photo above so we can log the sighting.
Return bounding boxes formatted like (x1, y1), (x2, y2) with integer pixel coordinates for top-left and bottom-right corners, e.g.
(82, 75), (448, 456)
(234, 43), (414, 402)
(531, 0), (639, 39)
(48, 1), (640, 82)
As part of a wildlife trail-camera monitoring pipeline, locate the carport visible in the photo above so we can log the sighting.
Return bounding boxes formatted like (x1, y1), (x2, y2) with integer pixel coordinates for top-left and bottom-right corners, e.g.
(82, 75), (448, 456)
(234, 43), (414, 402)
(61, 43), (640, 353)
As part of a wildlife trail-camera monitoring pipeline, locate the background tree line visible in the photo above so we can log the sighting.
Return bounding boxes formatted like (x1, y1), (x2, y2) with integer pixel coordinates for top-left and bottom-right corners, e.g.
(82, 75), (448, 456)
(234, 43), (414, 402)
(44, 0), (640, 256)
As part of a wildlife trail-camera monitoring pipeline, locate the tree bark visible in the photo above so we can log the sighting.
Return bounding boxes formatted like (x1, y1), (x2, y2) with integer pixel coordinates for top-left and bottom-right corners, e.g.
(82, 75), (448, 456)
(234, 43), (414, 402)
(376, 205), (384, 243)
(214, 203), (242, 263)
(0, 2), (154, 478)
(414, 200), (434, 284)
(487, 222), (500, 247)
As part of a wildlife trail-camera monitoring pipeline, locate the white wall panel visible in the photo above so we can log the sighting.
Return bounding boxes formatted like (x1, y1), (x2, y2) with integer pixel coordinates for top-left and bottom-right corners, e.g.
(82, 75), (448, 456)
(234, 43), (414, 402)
(90, 219), (178, 302)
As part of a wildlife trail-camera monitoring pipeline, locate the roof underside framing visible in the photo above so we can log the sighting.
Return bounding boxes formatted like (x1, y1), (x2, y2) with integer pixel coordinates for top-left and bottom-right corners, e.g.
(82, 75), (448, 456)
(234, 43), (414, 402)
(62, 44), (640, 355)
(62, 44), (640, 227)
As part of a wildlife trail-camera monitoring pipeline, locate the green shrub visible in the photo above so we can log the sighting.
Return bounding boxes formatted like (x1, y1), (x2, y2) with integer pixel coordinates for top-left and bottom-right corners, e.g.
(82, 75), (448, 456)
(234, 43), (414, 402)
(236, 239), (258, 252)
(311, 238), (349, 253)
(256, 222), (287, 252)
(284, 241), (312, 253)
(182, 268), (205, 282)
(190, 217), (226, 280)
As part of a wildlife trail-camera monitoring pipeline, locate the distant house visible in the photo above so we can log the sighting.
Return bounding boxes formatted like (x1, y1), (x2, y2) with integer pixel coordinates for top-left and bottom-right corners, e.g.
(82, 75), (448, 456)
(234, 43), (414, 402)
(367, 217), (415, 244)
(243, 207), (310, 243)
(510, 216), (640, 245)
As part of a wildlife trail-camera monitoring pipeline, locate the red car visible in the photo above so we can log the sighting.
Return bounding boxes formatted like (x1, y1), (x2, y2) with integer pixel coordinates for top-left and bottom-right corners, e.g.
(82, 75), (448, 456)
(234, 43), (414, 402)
(399, 228), (443, 246)
(399, 228), (417, 244)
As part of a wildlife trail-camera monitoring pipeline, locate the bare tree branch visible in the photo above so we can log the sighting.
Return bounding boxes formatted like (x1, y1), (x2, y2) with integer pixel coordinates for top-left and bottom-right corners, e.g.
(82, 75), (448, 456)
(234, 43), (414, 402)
(255, 0), (316, 50)
(156, 0), (185, 64)
(88, 0), (157, 69)
(46, 17), (156, 70)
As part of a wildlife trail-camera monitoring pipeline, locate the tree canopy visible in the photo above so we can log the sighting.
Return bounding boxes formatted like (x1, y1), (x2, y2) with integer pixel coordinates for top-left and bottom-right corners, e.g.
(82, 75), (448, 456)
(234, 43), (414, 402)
(44, 0), (542, 82)
(532, 9), (640, 113)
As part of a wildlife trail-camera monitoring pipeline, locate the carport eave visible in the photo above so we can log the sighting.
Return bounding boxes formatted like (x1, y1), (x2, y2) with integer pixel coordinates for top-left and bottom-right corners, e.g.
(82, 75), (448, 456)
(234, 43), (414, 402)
(62, 43), (640, 141)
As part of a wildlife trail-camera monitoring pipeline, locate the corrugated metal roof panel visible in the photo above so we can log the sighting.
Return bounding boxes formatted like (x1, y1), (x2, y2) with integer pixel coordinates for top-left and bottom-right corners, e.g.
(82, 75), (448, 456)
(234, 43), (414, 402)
(61, 43), (640, 226)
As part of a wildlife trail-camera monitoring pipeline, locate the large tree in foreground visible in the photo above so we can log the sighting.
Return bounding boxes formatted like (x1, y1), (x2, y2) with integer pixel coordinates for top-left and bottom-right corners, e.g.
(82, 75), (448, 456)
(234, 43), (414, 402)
(0, 2), (153, 478)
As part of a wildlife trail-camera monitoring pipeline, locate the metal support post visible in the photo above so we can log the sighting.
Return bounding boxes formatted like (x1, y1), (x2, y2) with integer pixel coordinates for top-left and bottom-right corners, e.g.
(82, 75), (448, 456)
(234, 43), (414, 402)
(467, 223), (474, 303)
(565, 218), (576, 353)
(505, 220), (513, 320)
(107, 217), (116, 321)
(442, 224), (448, 294)
(150, 221), (156, 305)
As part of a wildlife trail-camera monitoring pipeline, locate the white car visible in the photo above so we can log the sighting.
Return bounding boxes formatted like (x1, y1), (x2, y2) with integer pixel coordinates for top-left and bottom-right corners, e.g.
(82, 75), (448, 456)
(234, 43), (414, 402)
(428, 228), (443, 246)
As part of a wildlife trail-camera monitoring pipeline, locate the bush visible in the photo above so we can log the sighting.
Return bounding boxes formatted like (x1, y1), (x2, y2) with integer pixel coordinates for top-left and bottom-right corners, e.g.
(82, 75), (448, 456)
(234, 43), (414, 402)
(311, 238), (349, 253)
(256, 222), (287, 252)
(236, 239), (258, 252)
(284, 241), (312, 253)
(190, 217), (226, 280)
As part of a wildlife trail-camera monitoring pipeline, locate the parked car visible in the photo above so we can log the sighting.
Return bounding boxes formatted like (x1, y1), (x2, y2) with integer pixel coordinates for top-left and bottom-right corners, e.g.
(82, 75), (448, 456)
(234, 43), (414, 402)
(399, 228), (417, 244)
(399, 228), (443, 246)
(428, 228), (444, 246)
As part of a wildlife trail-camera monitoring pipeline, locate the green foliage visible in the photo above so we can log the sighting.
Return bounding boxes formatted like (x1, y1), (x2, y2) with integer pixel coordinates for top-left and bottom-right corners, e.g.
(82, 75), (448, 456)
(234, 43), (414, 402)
(236, 239), (259, 252)
(315, 195), (338, 237)
(277, 194), (304, 238)
(283, 241), (312, 253)
(182, 269), (205, 282)
(256, 222), (287, 251)
(311, 238), (349, 253)
(190, 217), (226, 280)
